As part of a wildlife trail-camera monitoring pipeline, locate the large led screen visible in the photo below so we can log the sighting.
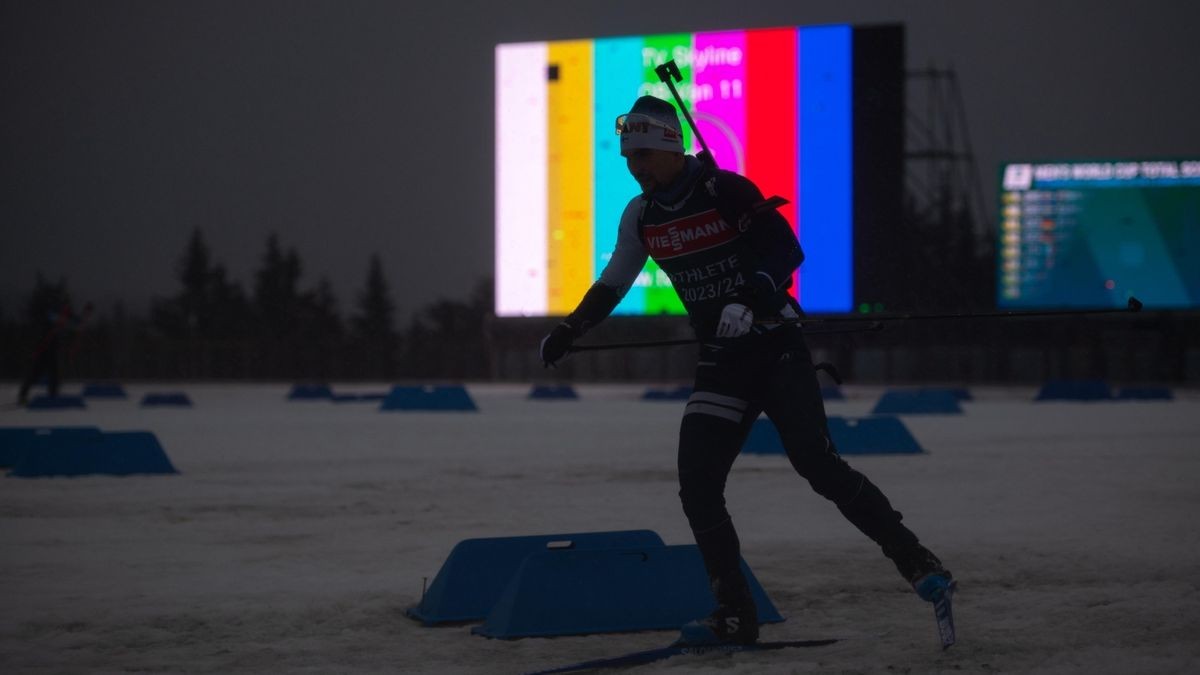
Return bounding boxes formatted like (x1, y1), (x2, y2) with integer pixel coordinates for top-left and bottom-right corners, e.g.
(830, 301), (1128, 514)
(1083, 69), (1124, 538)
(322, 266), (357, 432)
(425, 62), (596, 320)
(998, 159), (1200, 310)
(495, 24), (903, 317)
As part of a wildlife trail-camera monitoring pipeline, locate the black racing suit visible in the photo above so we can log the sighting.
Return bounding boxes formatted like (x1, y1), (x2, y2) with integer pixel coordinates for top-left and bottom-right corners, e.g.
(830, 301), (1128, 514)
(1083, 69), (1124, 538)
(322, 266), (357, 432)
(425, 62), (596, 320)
(563, 156), (945, 612)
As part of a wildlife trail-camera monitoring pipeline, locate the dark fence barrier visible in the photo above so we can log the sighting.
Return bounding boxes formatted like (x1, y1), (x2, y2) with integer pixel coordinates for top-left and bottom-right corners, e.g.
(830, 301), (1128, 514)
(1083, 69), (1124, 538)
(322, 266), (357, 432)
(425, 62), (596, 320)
(2, 311), (1197, 385)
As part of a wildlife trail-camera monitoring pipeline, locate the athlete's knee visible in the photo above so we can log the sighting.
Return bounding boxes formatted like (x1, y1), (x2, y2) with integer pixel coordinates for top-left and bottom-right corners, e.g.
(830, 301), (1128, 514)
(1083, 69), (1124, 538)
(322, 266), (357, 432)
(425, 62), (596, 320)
(678, 467), (730, 532)
(786, 441), (867, 505)
(677, 390), (749, 533)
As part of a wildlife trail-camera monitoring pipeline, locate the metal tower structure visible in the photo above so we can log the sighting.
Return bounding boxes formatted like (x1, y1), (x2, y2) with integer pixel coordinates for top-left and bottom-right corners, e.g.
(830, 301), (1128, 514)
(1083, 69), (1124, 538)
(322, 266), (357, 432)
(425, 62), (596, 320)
(904, 64), (993, 259)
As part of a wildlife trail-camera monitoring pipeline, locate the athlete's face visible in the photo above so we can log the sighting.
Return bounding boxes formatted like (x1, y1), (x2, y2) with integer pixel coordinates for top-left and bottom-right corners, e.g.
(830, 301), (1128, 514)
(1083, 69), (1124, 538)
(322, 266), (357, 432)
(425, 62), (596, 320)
(622, 148), (685, 195)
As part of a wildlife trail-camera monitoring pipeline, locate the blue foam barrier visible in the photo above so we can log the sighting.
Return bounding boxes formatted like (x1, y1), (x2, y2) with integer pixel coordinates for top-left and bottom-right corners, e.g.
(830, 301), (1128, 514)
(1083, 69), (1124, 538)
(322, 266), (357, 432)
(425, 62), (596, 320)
(742, 416), (924, 456)
(9, 431), (179, 477)
(942, 387), (974, 402)
(140, 392), (193, 407)
(871, 389), (963, 415)
(0, 427), (103, 466)
(82, 383), (127, 398)
(641, 385), (692, 401)
(1114, 386), (1173, 401)
(471, 544), (783, 639)
(331, 393), (388, 403)
(407, 530), (665, 626)
(26, 395), (86, 410)
(288, 383), (333, 400)
(741, 418), (788, 455)
(829, 416), (925, 454)
(529, 384), (578, 400)
(380, 385), (477, 411)
(821, 386), (845, 400)
(1035, 379), (1112, 401)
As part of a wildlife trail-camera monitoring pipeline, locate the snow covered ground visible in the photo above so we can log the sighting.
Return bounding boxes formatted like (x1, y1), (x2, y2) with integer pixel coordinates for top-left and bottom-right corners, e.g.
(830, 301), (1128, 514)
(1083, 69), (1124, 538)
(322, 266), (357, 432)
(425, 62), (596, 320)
(2, 382), (1199, 674)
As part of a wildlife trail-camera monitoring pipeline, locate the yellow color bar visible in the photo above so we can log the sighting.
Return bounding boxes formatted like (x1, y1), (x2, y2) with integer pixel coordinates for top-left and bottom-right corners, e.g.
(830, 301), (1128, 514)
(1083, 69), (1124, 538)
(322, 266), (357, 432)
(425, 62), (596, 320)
(547, 41), (594, 314)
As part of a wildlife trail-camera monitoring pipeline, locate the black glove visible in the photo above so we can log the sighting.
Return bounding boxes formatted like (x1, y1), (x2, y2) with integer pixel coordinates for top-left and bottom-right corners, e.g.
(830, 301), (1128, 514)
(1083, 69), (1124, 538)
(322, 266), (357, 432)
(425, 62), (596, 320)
(539, 322), (578, 368)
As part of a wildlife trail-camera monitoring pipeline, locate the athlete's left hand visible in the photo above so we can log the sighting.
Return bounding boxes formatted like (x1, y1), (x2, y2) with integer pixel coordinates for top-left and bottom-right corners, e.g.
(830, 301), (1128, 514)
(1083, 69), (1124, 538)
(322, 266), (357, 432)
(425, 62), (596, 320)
(716, 303), (754, 338)
(539, 322), (577, 367)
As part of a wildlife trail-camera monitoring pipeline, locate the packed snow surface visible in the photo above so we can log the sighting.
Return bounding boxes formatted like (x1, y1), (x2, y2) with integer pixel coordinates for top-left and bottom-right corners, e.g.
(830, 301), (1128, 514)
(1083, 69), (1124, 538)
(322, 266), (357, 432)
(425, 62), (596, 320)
(2, 383), (1199, 674)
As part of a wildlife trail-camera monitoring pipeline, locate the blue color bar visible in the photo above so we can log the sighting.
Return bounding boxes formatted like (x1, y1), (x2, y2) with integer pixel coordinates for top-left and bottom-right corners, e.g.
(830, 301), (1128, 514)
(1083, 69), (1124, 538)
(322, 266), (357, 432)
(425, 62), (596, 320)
(798, 25), (853, 312)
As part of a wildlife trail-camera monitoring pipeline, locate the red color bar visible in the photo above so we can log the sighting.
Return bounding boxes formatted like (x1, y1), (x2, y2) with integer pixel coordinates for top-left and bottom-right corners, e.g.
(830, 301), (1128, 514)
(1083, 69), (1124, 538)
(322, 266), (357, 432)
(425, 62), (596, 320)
(745, 28), (799, 297)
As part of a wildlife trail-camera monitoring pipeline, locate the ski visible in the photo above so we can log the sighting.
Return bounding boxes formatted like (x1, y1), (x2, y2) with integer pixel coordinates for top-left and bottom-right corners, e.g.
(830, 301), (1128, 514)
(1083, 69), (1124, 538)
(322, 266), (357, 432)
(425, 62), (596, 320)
(932, 580), (958, 649)
(524, 637), (841, 675)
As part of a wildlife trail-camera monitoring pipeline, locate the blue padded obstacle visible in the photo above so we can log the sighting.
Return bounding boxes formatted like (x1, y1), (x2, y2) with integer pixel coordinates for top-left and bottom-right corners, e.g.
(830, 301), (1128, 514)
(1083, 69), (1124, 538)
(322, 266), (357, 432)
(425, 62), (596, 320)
(141, 392), (193, 407)
(9, 431), (178, 477)
(1114, 386), (1173, 401)
(742, 416), (924, 456)
(82, 383), (127, 398)
(642, 385), (692, 401)
(288, 383), (333, 400)
(529, 384), (579, 400)
(380, 385), (477, 411)
(821, 385), (845, 401)
(741, 418), (788, 455)
(0, 427), (102, 466)
(871, 389), (963, 415)
(407, 530), (665, 625)
(1035, 379), (1112, 401)
(941, 387), (974, 402)
(472, 544), (783, 639)
(828, 416), (925, 455)
(26, 395), (86, 410)
(331, 392), (388, 403)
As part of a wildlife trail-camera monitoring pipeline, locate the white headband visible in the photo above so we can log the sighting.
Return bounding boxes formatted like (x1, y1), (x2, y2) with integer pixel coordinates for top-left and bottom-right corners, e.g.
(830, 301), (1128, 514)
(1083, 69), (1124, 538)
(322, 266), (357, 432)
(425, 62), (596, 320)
(617, 113), (684, 154)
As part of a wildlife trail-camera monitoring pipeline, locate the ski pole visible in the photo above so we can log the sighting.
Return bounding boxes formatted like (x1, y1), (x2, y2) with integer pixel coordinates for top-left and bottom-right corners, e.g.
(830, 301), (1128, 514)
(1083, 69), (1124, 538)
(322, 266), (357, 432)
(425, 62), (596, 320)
(566, 296), (1141, 353)
(566, 322), (884, 354)
(567, 338), (696, 353)
(758, 296), (1144, 327)
(654, 59), (717, 169)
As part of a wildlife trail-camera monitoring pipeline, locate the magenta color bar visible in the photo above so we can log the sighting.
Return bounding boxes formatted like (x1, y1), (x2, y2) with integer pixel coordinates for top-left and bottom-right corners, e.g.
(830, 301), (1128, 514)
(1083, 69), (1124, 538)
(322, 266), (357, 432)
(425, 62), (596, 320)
(692, 31), (747, 173)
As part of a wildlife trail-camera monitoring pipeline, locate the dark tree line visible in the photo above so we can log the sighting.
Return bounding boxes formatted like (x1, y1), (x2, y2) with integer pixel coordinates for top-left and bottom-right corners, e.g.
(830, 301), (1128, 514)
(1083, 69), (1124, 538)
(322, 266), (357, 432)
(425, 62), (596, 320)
(2, 229), (495, 381)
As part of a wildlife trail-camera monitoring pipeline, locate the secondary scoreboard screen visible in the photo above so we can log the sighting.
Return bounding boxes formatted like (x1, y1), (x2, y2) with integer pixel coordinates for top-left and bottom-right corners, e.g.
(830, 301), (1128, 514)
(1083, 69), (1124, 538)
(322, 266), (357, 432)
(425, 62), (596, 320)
(998, 159), (1200, 310)
(495, 24), (903, 318)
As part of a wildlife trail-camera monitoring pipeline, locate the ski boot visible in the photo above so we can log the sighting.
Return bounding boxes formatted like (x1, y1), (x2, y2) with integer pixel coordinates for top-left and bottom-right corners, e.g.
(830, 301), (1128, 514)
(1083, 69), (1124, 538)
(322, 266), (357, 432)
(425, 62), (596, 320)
(676, 574), (759, 646)
(895, 544), (954, 602)
(912, 570), (956, 602)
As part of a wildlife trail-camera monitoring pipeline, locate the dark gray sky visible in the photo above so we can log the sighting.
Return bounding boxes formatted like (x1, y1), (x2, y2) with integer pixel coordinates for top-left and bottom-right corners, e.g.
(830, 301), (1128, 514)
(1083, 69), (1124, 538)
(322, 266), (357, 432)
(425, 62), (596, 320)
(3, 0), (1198, 321)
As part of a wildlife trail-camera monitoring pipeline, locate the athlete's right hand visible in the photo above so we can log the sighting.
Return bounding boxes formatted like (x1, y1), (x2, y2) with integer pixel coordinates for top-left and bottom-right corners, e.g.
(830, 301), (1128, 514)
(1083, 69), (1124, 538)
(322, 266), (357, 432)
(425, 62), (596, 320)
(716, 303), (754, 338)
(539, 322), (577, 367)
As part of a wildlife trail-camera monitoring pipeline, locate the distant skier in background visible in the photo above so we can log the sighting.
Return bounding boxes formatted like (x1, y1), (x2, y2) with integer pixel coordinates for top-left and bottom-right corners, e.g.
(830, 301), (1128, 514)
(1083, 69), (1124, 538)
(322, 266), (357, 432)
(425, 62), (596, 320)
(539, 95), (953, 646)
(18, 295), (92, 406)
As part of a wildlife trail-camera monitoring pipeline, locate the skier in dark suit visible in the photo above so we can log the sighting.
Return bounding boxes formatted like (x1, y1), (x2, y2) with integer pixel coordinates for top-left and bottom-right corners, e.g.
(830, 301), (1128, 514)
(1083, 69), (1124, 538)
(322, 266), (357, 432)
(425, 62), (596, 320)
(18, 296), (91, 406)
(540, 95), (953, 646)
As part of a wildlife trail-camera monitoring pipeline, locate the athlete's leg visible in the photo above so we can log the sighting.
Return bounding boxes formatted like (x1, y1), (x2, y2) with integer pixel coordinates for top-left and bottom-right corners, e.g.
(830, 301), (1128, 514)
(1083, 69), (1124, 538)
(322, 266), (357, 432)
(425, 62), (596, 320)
(763, 328), (949, 584)
(46, 346), (61, 398)
(18, 349), (51, 405)
(676, 348), (762, 643)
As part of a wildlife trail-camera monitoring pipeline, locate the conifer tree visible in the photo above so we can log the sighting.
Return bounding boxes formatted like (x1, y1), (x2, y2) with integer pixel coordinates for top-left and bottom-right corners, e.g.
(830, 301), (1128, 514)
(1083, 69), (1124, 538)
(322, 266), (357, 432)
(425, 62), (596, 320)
(351, 254), (396, 377)
(352, 254), (395, 341)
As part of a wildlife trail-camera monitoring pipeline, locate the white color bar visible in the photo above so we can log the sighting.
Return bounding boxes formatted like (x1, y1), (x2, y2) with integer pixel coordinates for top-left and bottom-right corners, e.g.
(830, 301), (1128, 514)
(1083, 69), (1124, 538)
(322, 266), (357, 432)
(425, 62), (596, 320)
(495, 42), (549, 316)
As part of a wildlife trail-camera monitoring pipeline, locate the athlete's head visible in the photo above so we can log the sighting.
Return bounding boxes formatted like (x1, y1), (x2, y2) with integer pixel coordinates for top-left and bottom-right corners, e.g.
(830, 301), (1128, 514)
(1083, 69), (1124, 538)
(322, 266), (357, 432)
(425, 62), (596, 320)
(617, 95), (686, 194)
(617, 95), (684, 154)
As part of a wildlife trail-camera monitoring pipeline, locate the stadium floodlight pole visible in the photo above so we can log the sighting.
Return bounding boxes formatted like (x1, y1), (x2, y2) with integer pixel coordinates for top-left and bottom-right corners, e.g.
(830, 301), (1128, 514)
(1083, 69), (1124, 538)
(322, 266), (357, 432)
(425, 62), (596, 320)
(654, 59), (717, 169)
